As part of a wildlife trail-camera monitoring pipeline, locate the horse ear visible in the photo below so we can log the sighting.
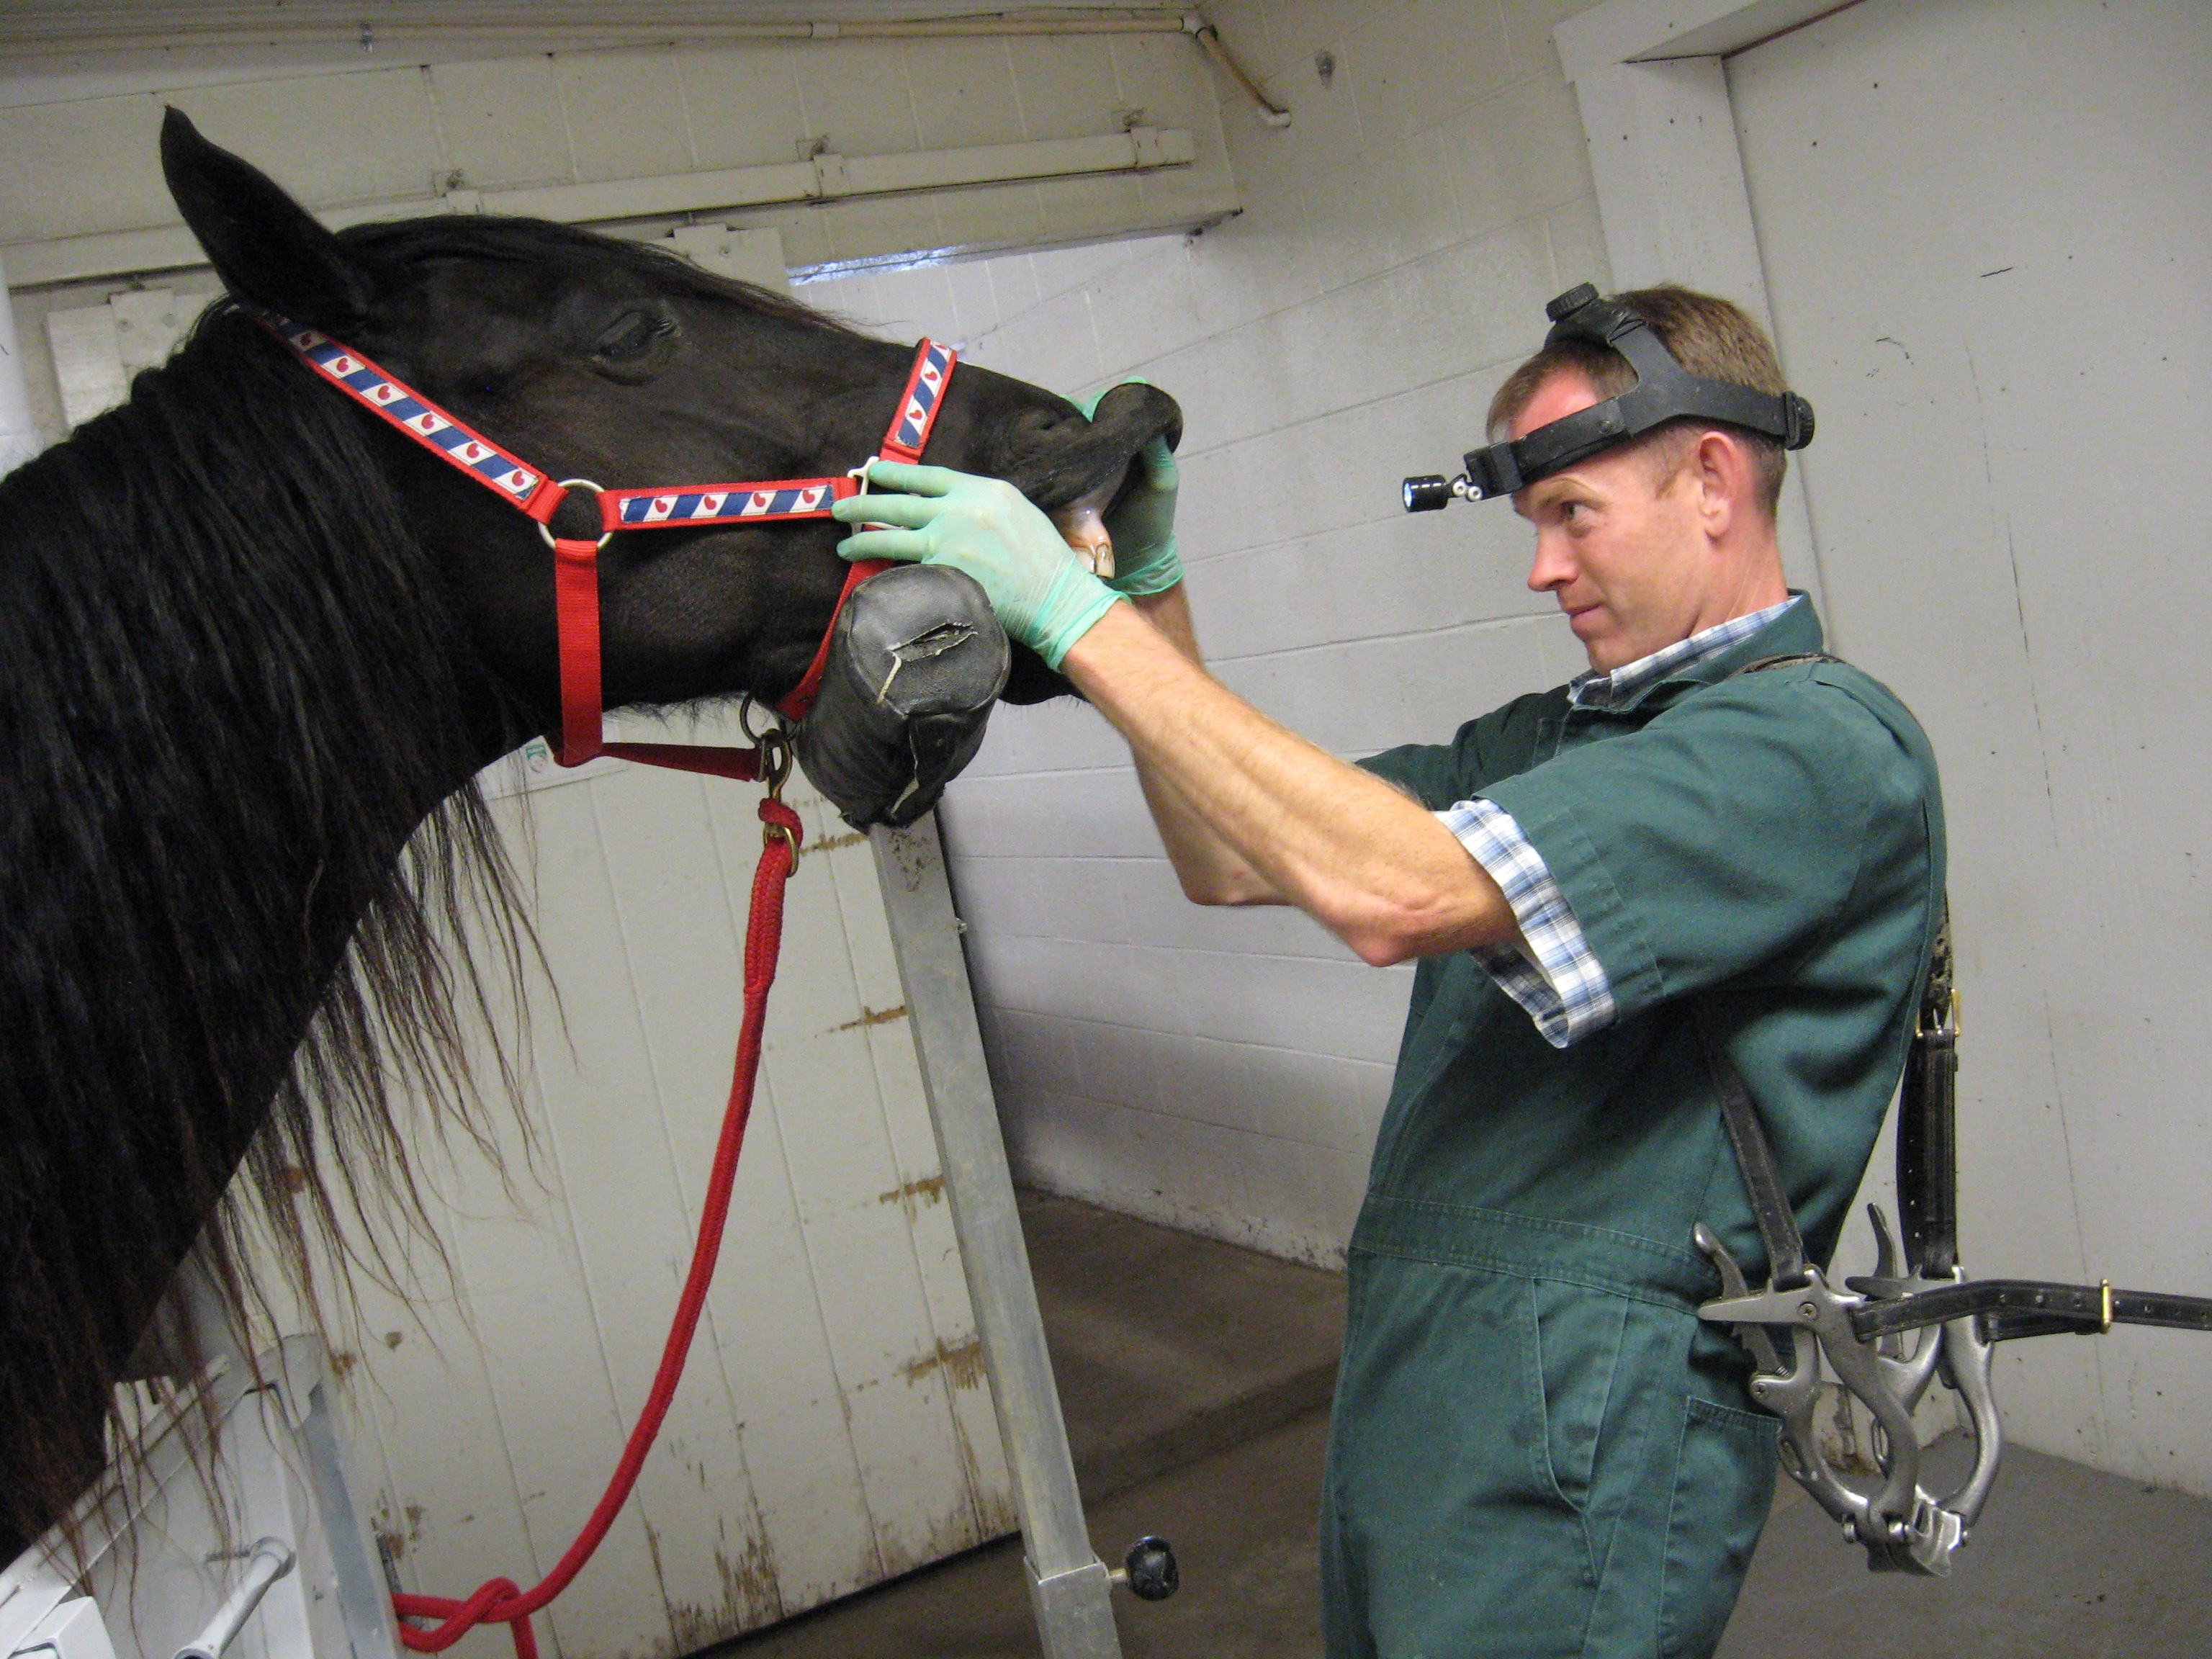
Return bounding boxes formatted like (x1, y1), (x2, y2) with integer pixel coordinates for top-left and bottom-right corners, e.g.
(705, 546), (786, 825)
(161, 107), (372, 333)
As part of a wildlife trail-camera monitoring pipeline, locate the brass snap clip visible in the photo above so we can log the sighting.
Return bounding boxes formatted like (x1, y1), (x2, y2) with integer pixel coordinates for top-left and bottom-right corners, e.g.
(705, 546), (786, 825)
(756, 726), (793, 803)
(739, 698), (801, 861)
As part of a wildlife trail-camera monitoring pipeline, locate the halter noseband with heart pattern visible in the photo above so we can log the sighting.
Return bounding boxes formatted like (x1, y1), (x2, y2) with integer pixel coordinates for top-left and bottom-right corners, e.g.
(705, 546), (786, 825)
(261, 311), (956, 781)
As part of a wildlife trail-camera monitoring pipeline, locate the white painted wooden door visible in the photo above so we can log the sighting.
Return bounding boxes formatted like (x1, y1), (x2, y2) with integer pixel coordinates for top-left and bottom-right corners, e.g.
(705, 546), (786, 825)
(331, 740), (1014, 1659)
(1726, 0), (2212, 1493)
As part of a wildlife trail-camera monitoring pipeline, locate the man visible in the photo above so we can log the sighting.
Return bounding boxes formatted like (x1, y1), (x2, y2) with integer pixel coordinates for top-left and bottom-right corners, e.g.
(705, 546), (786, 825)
(832, 287), (1944, 1657)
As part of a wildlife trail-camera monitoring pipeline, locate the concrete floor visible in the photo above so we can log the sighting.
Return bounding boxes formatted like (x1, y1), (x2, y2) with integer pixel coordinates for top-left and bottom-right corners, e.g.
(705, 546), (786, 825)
(713, 1192), (2212, 1659)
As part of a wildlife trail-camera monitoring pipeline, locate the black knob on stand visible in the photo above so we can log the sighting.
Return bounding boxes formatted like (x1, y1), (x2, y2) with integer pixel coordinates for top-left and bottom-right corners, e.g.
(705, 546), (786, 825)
(1112, 1535), (1179, 1601)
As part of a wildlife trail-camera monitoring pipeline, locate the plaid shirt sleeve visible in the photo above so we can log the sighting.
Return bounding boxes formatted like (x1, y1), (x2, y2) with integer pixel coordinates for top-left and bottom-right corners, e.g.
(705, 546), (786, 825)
(1435, 797), (1617, 1048)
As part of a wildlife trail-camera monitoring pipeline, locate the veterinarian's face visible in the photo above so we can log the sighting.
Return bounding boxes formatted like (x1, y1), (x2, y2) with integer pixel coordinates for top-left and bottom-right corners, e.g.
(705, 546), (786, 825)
(1511, 369), (1712, 674)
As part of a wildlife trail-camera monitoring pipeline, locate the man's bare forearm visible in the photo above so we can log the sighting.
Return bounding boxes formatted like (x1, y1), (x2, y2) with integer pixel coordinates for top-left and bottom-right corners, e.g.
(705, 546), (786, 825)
(1125, 588), (1284, 904)
(1065, 599), (1518, 964)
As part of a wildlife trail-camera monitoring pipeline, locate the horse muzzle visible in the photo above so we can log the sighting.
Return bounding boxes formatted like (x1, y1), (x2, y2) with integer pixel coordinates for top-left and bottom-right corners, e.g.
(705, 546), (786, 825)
(793, 562), (1010, 828)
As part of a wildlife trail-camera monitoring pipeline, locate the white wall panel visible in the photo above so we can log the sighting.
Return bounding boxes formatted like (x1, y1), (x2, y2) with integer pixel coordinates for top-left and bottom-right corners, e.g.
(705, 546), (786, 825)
(183, 67), (446, 204)
(0, 28), (1239, 445)
(801, 0), (1620, 1267)
(303, 750), (1013, 1659)
(1727, 0), (2212, 1492)
(670, 48), (811, 175)
(556, 52), (699, 186)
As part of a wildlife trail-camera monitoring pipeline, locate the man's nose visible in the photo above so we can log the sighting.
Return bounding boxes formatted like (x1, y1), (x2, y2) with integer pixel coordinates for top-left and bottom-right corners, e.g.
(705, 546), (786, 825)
(1527, 531), (1575, 593)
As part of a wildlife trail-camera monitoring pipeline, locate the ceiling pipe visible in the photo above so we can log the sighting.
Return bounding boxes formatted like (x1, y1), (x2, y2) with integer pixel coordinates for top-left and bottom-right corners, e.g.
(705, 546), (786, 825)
(1185, 17), (1290, 127)
(0, 12), (1190, 55)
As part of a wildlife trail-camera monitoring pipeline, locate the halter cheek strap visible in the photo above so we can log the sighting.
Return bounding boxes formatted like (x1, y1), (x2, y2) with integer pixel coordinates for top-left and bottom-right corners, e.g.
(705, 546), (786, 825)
(263, 313), (957, 779)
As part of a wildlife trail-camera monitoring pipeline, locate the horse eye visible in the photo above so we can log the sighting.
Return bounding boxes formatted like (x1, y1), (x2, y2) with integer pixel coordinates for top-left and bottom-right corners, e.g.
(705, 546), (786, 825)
(594, 307), (678, 367)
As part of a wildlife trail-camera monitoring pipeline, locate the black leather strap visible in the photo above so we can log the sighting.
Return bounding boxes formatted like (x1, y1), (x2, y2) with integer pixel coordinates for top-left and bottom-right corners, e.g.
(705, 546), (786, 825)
(1897, 905), (1959, 1276)
(1853, 1278), (2212, 1343)
(1698, 1025), (1811, 1290)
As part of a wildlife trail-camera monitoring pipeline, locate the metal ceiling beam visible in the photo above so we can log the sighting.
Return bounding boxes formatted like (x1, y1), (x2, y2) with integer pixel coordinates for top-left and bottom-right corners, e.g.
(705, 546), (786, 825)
(0, 6), (1197, 58)
(1, 125), (1200, 287)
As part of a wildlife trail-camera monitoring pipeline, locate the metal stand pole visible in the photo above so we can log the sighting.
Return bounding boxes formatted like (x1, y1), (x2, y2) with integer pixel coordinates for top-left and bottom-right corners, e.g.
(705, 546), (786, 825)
(870, 818), (1122, 1659)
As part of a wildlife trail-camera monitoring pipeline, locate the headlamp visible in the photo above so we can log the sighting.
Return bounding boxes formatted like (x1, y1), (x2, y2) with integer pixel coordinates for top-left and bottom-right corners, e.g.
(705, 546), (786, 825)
(1402, 284), (1815, 512)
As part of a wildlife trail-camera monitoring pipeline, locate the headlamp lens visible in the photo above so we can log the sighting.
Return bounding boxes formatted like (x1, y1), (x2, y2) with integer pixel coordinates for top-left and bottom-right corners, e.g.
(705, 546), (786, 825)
(1402, 474), (1455, 513)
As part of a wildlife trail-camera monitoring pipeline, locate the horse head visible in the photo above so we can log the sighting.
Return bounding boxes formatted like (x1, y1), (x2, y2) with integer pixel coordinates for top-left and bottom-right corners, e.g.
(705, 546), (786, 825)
(160, 108), (1181, 766)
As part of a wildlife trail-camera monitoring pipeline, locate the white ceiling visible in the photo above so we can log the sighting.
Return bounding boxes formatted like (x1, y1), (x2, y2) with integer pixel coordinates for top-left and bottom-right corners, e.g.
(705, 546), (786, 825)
(0, 1), (1189, 51)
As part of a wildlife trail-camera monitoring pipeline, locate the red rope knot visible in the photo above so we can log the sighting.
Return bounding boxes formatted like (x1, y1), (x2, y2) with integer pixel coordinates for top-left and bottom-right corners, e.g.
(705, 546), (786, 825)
(759, 796), (804, 860)
(395, 1576), (538, 1659)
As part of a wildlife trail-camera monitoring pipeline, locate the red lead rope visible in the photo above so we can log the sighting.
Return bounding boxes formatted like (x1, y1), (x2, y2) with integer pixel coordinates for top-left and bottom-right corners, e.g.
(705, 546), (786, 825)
(392, 769), (805, 1659)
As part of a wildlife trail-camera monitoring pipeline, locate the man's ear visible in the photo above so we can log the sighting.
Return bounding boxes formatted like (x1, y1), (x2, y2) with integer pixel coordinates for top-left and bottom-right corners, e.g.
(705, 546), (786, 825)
(1687, 427), (1752, 536)
(161, 107), (372, 333)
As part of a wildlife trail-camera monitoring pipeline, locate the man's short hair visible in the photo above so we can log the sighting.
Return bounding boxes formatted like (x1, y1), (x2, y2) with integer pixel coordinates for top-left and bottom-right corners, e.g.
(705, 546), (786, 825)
(1487, 285), (1791, 516)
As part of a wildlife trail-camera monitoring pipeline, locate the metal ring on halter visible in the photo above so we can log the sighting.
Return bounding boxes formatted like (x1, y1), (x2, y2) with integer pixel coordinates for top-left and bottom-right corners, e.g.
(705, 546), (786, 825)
(845, 459), (907, 537)
(536, 478), (613, 551)
(737, 693), (785, 745)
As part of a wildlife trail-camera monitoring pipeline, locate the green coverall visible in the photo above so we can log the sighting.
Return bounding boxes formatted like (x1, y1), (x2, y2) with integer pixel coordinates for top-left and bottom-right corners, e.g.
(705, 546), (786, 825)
(1327, 601), (1945, 1658)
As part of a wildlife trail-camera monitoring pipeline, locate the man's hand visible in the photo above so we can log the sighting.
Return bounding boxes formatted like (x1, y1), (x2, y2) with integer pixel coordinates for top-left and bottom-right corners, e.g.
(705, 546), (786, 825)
(831, 460), (1120, 669)
(1078, 382), (1184, 596)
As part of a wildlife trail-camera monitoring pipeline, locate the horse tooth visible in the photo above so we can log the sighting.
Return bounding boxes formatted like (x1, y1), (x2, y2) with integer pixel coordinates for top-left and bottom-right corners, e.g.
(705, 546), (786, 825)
(1050, 504), (1114, 581)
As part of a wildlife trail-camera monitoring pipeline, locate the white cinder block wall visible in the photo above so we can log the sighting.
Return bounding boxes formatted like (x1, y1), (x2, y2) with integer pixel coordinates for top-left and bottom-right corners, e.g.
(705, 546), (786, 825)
(803, 0), (1613, 1266)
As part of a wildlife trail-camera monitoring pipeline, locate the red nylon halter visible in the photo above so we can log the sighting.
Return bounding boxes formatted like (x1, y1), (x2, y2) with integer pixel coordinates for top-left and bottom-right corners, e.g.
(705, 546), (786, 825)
(261, 313), (958, 778)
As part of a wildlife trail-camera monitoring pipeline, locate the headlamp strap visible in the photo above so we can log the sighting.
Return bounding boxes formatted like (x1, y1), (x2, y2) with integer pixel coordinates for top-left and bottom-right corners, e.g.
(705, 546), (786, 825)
(1459, 284), (1815, 500)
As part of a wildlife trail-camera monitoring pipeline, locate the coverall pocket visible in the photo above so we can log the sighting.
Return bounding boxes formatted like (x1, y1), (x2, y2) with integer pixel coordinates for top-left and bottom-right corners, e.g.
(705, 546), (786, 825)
(1657, 1396), (1779, 1658)
(1327, 1257), (1609, 1654)
(1527, 1279), (1632, 1517)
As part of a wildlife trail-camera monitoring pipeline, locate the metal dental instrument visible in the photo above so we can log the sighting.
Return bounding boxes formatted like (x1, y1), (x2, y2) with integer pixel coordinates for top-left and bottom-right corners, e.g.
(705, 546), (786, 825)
(1694, 899), (2212, 1576)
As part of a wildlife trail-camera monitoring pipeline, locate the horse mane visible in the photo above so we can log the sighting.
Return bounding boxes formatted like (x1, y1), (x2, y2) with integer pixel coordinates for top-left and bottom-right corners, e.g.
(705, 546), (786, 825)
(0, 302), (532, 1560)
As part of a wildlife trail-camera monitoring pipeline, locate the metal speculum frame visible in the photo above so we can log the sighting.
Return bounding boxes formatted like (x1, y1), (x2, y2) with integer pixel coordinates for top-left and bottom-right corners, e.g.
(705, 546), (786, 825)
(1696, 895), (2212, 1577)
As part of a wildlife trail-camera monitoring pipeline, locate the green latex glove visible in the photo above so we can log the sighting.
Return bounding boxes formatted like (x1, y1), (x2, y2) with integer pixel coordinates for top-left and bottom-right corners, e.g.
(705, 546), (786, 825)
(832, 459), (1120, 670)
(1077, 380), (1184, 597)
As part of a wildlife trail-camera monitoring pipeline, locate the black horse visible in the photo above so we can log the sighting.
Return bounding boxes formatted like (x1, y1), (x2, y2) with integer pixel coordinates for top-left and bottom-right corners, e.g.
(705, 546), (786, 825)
(0, 109), (1179, 1564)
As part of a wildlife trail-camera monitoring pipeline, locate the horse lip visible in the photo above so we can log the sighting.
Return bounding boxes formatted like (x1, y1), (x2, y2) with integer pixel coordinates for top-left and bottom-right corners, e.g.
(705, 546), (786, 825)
(1012, 446), (1133, 512)
(1007, 395), (1178, 516)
